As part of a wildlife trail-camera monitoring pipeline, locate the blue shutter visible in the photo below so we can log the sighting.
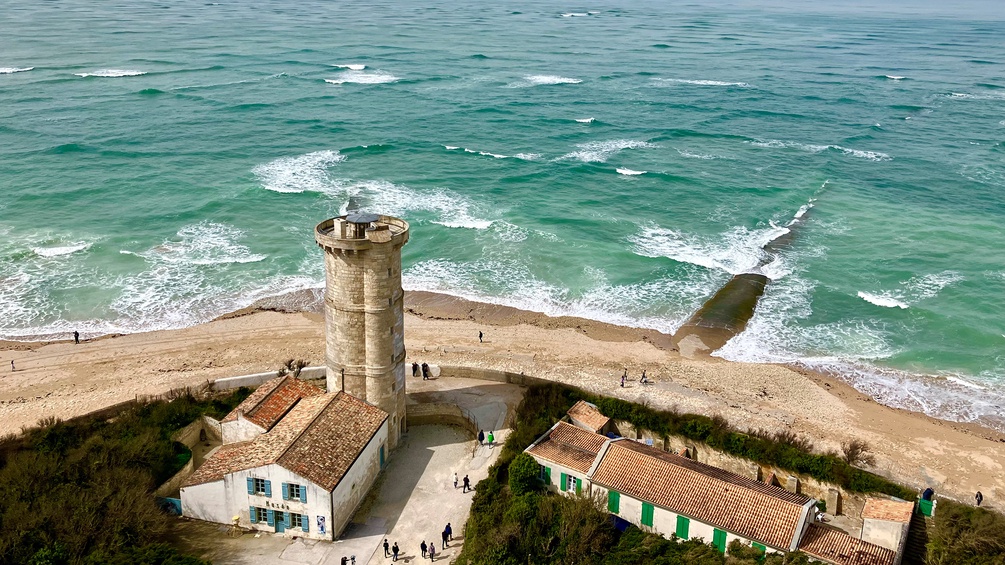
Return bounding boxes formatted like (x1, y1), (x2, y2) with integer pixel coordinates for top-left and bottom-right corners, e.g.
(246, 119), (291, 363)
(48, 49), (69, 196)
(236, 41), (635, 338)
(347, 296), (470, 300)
(300, 486), (307, 503)
(264, 480), (272, 498)
(301, 514), (309, 532)
(247, 477), (254, 494)
(284, 512), (292, 528)
(282, 483), (289, 500)
(267, 509), (275, 526)
(249, 506), (257, 523)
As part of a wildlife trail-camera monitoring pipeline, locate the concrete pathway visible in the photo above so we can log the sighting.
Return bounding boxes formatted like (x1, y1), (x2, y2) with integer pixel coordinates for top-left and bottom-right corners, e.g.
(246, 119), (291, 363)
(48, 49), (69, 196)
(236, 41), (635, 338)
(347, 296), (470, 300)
(171, 377), (521, 565)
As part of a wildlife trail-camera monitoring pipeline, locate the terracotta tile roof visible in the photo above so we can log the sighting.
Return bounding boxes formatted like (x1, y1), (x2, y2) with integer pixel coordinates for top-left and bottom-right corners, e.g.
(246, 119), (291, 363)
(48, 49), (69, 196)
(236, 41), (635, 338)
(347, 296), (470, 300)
(184, 392), (386, 490)
(221, 375), (324, 431)
(591, 440), (812, 550)
(799, 524), (897, 565)
(527, 421), (608, 474)
(278, 393), (387, 491)
(862, 499), (913, 523)
(567, 400), (610, 433)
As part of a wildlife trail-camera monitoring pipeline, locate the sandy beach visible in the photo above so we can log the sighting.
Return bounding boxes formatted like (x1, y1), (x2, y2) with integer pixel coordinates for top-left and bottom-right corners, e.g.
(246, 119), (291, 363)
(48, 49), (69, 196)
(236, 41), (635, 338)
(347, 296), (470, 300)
(1, 290), (1002, 509)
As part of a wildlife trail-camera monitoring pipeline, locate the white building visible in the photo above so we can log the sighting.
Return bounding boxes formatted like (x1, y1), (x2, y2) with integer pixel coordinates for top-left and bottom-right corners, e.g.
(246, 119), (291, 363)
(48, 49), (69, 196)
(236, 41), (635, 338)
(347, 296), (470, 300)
(180, 376), (388, 540)
(525, 410), (899, 565)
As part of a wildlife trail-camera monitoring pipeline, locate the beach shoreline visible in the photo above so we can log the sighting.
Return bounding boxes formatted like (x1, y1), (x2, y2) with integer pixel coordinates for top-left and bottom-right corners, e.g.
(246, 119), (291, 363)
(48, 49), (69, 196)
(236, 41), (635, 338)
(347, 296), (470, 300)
(1, 290), (1003, 508)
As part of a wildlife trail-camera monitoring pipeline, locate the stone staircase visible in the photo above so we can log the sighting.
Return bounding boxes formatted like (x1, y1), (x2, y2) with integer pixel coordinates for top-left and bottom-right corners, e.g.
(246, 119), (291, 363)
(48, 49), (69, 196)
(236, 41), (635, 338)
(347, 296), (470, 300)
(902, 505), (933, 564)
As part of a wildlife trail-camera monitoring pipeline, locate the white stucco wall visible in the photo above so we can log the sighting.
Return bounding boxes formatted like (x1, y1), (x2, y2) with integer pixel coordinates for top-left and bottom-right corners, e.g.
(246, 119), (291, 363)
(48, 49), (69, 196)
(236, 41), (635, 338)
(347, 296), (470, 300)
(180, 480), (228, 524)
(527, 455), (590, 495)
(221, 415), (264, 444)
(862, 518), (908, 563)
(330, 420), (389, 538)
(588, 485), (784, 556)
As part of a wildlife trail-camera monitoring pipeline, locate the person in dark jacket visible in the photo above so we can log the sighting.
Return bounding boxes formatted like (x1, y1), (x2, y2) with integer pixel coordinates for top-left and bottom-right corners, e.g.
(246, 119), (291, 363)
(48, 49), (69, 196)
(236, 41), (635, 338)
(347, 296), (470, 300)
(420, 540), (427, 558)
(383, 539), (390, 557)
(412, 362), (419, 377)
(477, 429), (485, 445)
(445, 522), (453, 541)
(441, 530), (448, 549)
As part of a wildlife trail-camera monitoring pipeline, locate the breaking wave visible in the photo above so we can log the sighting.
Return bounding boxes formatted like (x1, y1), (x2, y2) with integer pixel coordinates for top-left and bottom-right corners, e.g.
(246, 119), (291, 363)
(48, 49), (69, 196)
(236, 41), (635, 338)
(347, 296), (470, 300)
(75, 69), (147, 77)
(560, 139), (656, 163)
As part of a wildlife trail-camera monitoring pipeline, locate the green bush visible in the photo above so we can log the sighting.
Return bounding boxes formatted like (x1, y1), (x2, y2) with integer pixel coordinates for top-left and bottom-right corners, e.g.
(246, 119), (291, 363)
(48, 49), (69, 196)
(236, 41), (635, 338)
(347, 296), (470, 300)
(0, 389), (249, 565)
(508, 453), (543, 496)
(927, 499), (1005, 564)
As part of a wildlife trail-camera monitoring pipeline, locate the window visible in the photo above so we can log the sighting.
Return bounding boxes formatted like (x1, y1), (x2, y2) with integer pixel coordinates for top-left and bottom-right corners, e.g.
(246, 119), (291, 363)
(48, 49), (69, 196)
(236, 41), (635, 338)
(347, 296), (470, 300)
(566, 474), (577, 492)
(641, 502), (654, 527)
(675, 515), (690, 539)
(538, 465), (550, 482)
(247, 477), (271, 497)
(290, 513), (304, 529)
(254, 507), (268, 523)
(283, 483), (306, 503)
(607, 490), (620, 514)
(712, 529), (727, 554)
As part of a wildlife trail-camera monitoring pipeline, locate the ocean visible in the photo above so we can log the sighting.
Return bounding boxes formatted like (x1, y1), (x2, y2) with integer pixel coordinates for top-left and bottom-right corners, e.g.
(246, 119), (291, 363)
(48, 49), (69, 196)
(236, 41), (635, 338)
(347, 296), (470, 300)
(1, 0), (1003, 428)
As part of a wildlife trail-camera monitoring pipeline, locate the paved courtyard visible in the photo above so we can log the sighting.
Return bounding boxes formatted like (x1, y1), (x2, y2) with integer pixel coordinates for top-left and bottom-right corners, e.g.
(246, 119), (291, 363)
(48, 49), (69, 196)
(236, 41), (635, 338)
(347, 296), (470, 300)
(170, 377), (521, 565)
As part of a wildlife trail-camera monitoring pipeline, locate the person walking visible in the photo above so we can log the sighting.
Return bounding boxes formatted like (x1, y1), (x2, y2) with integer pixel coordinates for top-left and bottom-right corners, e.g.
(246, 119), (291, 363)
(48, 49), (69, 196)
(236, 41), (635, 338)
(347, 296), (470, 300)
(478, 330), (483, 343)
(420, 540), (427, 558)
(620, 373), (625, 387)
(10, 360), (14, 372)
(487, 431), (494, 447)
(73, 330), (79, 344)
(421, 362), (430, 380)
(477, 430), (484, 445)
(453, 472), (458, 489)
(412, 362), (419, 378)
(341, 556), (348, 565)
(640, 370), (646, 383)
(383, 539), (390, 558)
(428, 543), (436, 562)
(976, 491), (984, 506)
(441, 529), (448, 549)
(392, 542), (399, 561)
(462, 475), (470, 493)
(445, 522), (453, 541)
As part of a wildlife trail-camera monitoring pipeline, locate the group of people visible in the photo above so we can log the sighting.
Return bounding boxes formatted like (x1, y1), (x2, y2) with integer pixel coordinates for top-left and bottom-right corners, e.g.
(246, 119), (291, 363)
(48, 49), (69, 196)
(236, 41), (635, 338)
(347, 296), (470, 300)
(620, 368), (651, 387)
(476, 429), (494, 449)
(383, 523), (453, 562)
(411, 362), (432, 380)
(9, 330), (81, 373)
(453, 471), (472, 493)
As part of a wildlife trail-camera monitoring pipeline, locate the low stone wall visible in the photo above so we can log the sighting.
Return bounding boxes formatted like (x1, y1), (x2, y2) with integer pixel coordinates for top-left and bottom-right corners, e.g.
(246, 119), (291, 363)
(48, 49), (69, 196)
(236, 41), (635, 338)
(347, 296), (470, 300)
(406, 402), (479, 435)
(210, 366), (326, 391)
(436, 365), (552, 388)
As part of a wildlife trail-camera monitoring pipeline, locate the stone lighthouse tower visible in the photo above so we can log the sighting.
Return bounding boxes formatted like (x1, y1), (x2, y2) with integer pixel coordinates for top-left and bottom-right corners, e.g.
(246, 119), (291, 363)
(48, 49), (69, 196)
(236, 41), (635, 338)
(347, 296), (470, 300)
(315, 213), (410, 449)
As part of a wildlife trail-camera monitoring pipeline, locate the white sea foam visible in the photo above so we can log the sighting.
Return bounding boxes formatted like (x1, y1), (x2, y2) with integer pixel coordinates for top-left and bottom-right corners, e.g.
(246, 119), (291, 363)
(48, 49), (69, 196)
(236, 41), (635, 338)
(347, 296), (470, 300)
(630, 222), (785, 275)
(747, 139), (891, 161)
(884, 75), (905, 80)
(676, 148), (719, 160)
(510, 75), (582, 87)
(856, 270), (962, 310)
(32, 242), (92, 258)
(654, 78), (753, 88)
(325, 70), (399, 85)
(513, 153), (541, 160)
(0, 67), (34, 74)
(130, 222), (267, 266)
(75, 69), (146, 77)
(616, 168), (646, 175)
(253, 150), (346, 193)
(561, 12), (590, 17)
(857, 291), (909, 309)
(334, 64), (366, 70)
(445, 145), (538, 160)
(560, 139), (656, 163)
(444, 145), (460, 150)
(948, 91), (1005, 101)
(575, 117), (596, 123)
(464, 148), (507, 159)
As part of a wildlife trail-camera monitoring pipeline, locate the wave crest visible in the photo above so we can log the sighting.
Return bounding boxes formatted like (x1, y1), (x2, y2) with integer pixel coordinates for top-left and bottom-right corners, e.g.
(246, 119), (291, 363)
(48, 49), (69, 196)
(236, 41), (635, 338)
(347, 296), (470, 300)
(0, 67), (34, 74)
(75, 69), (146, 78)
(560, 139), (656, 163)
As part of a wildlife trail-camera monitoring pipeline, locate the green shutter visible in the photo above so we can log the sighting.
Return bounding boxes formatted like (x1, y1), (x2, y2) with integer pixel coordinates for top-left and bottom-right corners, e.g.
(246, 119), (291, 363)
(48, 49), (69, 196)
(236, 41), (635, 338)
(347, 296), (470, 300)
(300, 486), (307, 503)
(544, 467), (551, 484)
(752, 542), (766, 554)
(675, 515), (690, 539)
(267, 509), (275, 527)
(247, 477), (254, 494)
(282, 483), (289, 500)
(713, 529), (727, 554)
(607, 491), (620, 514)
(249, 506), (257, 523)
(575, 478), (582, 494)
(264, 480), (272, 498)
(560, 473), (568, 492)
(641, 502), (654, 527)
(301, 514), (309, 532)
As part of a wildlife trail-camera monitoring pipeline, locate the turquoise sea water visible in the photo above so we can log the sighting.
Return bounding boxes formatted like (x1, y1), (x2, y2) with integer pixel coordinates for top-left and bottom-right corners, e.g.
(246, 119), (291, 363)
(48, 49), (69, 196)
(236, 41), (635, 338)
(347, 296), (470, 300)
(2, 0), (1004, 428)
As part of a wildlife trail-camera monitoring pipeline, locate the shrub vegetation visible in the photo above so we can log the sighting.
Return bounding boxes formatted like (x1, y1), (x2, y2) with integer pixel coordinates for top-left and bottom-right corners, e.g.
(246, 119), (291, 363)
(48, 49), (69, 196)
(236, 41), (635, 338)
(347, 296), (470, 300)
(0, 389), (250, 565)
